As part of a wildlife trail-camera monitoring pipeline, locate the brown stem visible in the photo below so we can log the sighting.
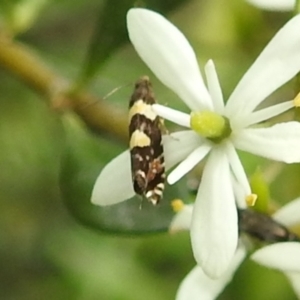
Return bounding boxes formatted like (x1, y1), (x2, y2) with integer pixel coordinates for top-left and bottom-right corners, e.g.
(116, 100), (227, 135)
(0, 33), (128, 142)
(70, 92), (128, 140)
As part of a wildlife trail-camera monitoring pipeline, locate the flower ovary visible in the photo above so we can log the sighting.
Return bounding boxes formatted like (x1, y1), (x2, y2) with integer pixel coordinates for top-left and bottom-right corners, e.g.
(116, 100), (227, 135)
(190, 110), (231, 143)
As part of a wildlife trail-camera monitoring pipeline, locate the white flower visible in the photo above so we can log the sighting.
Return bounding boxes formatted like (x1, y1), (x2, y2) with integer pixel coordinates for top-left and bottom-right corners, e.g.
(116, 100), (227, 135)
(91, 131), (201, 205)
(170, 203), (246, 300)
(125, 8), (300, 278)
(252, 242), (300, 298)
(245, 0), (295, 11)
(171, 198), (300, 299)
(176, 245), (247, 300)
(251, 197), (300, 298)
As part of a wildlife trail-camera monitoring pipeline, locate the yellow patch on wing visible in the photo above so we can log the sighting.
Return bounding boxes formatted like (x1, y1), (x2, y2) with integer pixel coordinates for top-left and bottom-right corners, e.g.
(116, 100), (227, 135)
(129, 130), (151, 149)
(128, 100), (157, 121)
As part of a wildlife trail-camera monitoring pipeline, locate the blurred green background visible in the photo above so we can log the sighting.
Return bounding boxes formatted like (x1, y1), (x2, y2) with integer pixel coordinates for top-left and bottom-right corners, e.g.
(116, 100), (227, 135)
(0, 0), (300, 299)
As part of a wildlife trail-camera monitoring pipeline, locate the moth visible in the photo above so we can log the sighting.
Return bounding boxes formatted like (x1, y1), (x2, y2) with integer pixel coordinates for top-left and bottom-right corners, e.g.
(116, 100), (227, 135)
(128, 76), (165, 205)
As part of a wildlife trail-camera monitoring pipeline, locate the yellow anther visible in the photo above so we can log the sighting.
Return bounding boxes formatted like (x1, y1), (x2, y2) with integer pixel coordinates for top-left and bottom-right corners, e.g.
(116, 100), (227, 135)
(246, 193), (258, 207)
(293, 92), (300, 107)
(171, 199), (185, 212)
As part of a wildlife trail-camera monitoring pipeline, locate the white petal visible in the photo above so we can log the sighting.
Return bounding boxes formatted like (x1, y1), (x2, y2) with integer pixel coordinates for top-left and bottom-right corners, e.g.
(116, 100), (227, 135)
(176, 245), (246, 300)
(91, 150), (135, 206)
(285, 272), (300, 298)
(230, 175), (247, 209)
(273, 197), (300, 227)
(168, 143), (212, 185)
(245, 0), (295, 11)
(152, 104), (190, 128)
(127, 8), (212, 111)
(163, 130), (203, 170)
(91, 130), (199, 206)
(205, 60), (225, 114)
(251, 242), (300, 272)
(226, 14), (300, 124)
(225, 142), (251, 197)
(169, 204), (193, 233)
(191, 147), (238, 278)
(241, 100), (294, 128)
(233, 122), (300, 163)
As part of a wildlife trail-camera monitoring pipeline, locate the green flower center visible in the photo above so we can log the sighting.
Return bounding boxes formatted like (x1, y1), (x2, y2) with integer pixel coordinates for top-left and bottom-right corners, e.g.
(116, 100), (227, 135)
(190, 110), (232, 143)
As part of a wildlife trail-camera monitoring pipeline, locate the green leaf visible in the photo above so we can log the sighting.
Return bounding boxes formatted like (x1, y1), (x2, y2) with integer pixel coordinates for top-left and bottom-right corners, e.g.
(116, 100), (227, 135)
(60, 116), (185, 234)
(0, 0), (49, 34)
(76, 0), (191, 88)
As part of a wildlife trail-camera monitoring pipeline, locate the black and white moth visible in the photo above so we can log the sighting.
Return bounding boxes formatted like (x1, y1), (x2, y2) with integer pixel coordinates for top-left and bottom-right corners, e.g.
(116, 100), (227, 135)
(128, 76), (165, 205)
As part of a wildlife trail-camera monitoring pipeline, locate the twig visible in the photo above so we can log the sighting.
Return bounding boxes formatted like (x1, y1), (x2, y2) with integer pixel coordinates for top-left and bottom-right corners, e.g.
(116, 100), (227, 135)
(0, 33), (128, 142)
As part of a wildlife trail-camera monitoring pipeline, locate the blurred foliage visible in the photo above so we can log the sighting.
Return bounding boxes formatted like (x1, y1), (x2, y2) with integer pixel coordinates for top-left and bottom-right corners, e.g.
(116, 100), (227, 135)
(0, 0), (300, 299)
(76, 0), (189, 88)
(250, 168), (270, 213)
(0, 0), (49, 34)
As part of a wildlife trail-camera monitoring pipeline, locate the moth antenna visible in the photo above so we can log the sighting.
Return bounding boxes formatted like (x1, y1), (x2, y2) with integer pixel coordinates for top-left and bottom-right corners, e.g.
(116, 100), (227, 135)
(103, 82), (132, 100)
(80, 82), (132, 109)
